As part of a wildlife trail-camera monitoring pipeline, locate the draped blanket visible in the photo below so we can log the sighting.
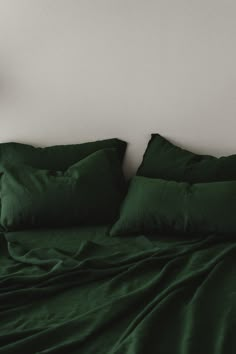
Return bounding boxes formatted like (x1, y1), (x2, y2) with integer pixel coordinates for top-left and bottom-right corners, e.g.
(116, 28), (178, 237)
(0, 228), (235, 354)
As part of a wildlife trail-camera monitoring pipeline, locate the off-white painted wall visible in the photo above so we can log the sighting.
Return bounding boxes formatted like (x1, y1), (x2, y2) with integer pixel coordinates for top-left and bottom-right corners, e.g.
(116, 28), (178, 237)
(0, 0), (236, 175)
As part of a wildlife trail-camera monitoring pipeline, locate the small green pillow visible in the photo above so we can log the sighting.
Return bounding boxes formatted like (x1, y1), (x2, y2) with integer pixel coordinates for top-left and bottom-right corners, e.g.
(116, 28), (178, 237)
(110, 176), (236, 236)
(137, 134), (236, 182)
(1, 149), (125, 231)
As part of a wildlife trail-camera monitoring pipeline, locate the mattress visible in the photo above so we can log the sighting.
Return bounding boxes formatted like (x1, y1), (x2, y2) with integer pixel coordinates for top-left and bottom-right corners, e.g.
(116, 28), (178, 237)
(0, 227), (235, 353)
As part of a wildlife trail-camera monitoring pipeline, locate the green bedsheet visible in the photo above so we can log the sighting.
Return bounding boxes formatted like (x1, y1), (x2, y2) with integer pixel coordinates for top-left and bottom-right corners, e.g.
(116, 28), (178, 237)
(0, 226), (235, 354)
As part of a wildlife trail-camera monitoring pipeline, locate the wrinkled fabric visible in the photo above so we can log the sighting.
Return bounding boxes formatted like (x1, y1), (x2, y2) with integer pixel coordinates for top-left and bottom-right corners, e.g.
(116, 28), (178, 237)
(0, 227), (235, 354)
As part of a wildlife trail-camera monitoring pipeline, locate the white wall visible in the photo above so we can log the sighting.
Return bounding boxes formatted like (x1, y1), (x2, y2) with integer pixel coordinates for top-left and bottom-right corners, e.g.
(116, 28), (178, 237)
(0, 0), (236, 176)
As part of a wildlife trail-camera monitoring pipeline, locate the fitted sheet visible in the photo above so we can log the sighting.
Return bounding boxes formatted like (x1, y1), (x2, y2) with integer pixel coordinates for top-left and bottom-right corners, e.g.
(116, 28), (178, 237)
(0, 226), (236, 353)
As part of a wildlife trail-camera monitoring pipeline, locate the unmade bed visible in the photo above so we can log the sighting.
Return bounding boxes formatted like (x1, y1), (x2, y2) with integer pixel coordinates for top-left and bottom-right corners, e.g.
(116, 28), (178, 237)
(0, 134), (236, 353)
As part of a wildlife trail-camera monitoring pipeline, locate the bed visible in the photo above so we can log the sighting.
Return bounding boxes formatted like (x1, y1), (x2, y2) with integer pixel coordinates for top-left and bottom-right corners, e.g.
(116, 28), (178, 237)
(0, 134), (236, 354)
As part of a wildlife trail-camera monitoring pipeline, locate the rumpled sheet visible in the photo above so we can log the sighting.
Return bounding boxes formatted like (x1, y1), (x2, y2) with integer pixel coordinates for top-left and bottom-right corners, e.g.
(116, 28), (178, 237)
(0, 226), (235, 354)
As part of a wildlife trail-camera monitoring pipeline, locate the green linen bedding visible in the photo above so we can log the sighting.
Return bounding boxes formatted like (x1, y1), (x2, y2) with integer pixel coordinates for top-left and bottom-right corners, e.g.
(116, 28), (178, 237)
(0, 138), (127, 171)
(111, 176), (236, 236)
(0, 227), (235, 354)
(137, 134), (236, 182)
(0, 149), (125, 230)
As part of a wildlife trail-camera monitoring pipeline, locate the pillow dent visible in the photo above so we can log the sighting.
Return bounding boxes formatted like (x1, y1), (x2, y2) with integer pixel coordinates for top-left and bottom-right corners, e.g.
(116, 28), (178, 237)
(1, 149), (125, 231)
(110, 176), (236, 236)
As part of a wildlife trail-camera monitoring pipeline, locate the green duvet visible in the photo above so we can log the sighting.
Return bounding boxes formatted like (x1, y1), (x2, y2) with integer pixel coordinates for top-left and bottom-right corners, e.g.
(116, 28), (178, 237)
(0, 227), (235, 354)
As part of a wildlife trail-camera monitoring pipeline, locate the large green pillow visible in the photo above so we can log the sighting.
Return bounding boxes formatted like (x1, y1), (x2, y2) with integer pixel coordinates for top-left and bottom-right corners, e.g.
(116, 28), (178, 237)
(1, 149), (125, 231)
(0, 138), (127, 231)
(110, 176), (236, 236)
(137, 134), (236, 182)
(0, 138), (127, 172)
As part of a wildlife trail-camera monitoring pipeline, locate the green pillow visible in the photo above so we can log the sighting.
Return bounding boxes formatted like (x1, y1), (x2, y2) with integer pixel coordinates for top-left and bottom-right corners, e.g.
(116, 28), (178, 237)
(0, 138), (127, 172)
(110, 176), (236, 236)
(0, 138), (127, 231)
(1, 149), (125, 231)
(137, 134), (236, 182)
